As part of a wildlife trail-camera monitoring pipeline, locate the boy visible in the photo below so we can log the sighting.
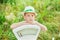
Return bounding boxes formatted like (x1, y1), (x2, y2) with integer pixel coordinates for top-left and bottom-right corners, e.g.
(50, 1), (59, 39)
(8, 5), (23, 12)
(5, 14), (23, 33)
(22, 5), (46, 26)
(11, 6), (47, 31)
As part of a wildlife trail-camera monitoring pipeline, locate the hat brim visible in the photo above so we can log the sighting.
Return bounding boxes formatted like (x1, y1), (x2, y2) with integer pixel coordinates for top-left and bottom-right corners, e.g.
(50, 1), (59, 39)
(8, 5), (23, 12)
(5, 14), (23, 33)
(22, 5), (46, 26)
(22, 12), (37, 16)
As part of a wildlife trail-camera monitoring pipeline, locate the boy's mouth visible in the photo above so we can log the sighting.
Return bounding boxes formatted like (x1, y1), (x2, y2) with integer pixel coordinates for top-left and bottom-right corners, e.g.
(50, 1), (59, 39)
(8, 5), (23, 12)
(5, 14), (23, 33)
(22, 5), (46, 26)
(30, 19), (33, 21)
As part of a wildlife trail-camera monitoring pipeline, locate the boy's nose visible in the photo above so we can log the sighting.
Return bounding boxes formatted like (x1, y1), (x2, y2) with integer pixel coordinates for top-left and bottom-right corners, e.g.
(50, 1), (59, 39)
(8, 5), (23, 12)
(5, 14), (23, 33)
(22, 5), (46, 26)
(30, 15), (33, 17)
(30, 18), (33, 20)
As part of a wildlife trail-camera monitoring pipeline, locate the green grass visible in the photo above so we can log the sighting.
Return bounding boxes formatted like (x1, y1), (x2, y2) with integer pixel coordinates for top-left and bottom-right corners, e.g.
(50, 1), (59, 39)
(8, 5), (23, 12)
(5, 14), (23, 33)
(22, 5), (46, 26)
(0, 0), (60, 40)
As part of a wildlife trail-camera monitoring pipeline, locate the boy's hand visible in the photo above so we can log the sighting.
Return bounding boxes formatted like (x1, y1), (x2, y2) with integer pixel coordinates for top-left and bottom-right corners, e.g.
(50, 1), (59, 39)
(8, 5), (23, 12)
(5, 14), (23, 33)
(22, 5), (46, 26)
(36, 22), (47, 31)
(10, 23), (17, 29)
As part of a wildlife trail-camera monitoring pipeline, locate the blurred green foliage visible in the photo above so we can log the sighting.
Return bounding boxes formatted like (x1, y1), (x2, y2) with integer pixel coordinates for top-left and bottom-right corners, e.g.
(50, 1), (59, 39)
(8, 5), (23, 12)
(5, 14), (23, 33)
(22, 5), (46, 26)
(0, 0), (60, 40)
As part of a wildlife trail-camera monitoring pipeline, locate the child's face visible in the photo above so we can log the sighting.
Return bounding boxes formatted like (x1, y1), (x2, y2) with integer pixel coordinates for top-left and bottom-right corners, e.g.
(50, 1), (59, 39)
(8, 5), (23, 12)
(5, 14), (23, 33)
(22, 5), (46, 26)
(24, 12), (35, 22)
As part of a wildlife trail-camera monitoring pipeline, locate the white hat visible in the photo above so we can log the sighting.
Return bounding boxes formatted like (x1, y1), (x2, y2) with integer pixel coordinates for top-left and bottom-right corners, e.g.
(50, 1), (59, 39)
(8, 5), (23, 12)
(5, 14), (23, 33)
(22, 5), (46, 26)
(23, 6), (37, 15)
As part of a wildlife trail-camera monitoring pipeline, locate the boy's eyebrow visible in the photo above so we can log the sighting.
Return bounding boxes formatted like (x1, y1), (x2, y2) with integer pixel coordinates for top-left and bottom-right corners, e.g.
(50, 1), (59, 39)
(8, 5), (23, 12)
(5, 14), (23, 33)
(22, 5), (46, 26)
(24, 12), (36, 16)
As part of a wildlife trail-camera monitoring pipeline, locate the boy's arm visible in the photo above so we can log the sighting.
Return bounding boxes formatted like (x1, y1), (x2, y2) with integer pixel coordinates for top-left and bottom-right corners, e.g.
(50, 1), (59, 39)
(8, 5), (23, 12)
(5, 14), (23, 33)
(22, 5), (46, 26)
(10, 21), (24, 30)
(10, 23), (18, 29)
(36, 22), (47, 31)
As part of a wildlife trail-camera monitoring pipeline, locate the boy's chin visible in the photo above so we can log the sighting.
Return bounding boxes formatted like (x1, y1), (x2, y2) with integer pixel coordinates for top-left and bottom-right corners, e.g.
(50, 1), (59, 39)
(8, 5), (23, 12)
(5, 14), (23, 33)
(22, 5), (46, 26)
(29, 20), (34, 22)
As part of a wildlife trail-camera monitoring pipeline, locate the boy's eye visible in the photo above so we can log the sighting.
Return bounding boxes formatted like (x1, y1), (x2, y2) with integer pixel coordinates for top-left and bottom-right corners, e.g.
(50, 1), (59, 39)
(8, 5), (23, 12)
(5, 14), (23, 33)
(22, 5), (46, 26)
(32, 15), (33, 17)
(27, 15), (30, 16)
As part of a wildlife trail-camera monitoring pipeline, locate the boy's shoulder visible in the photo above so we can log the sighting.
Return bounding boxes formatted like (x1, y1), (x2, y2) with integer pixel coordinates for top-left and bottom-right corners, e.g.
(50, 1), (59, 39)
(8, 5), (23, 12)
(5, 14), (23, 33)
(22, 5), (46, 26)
(34, 21), (44, 26)
(10, 21), (25, 29)
(34, 21), (41, 24)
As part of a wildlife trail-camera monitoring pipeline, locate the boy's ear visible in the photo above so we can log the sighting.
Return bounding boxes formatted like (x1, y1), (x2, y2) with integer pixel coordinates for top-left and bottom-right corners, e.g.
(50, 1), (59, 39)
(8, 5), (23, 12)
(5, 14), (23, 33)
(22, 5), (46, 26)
(23, 16), (25, 19)
(35, 16), (37, 19)
(35, 15), (36, 17)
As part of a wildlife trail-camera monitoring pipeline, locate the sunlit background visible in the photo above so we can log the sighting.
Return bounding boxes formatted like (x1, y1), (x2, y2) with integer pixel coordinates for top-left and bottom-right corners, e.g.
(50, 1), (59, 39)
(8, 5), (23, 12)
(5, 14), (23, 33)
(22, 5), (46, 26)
(0, 0), (60, 40)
